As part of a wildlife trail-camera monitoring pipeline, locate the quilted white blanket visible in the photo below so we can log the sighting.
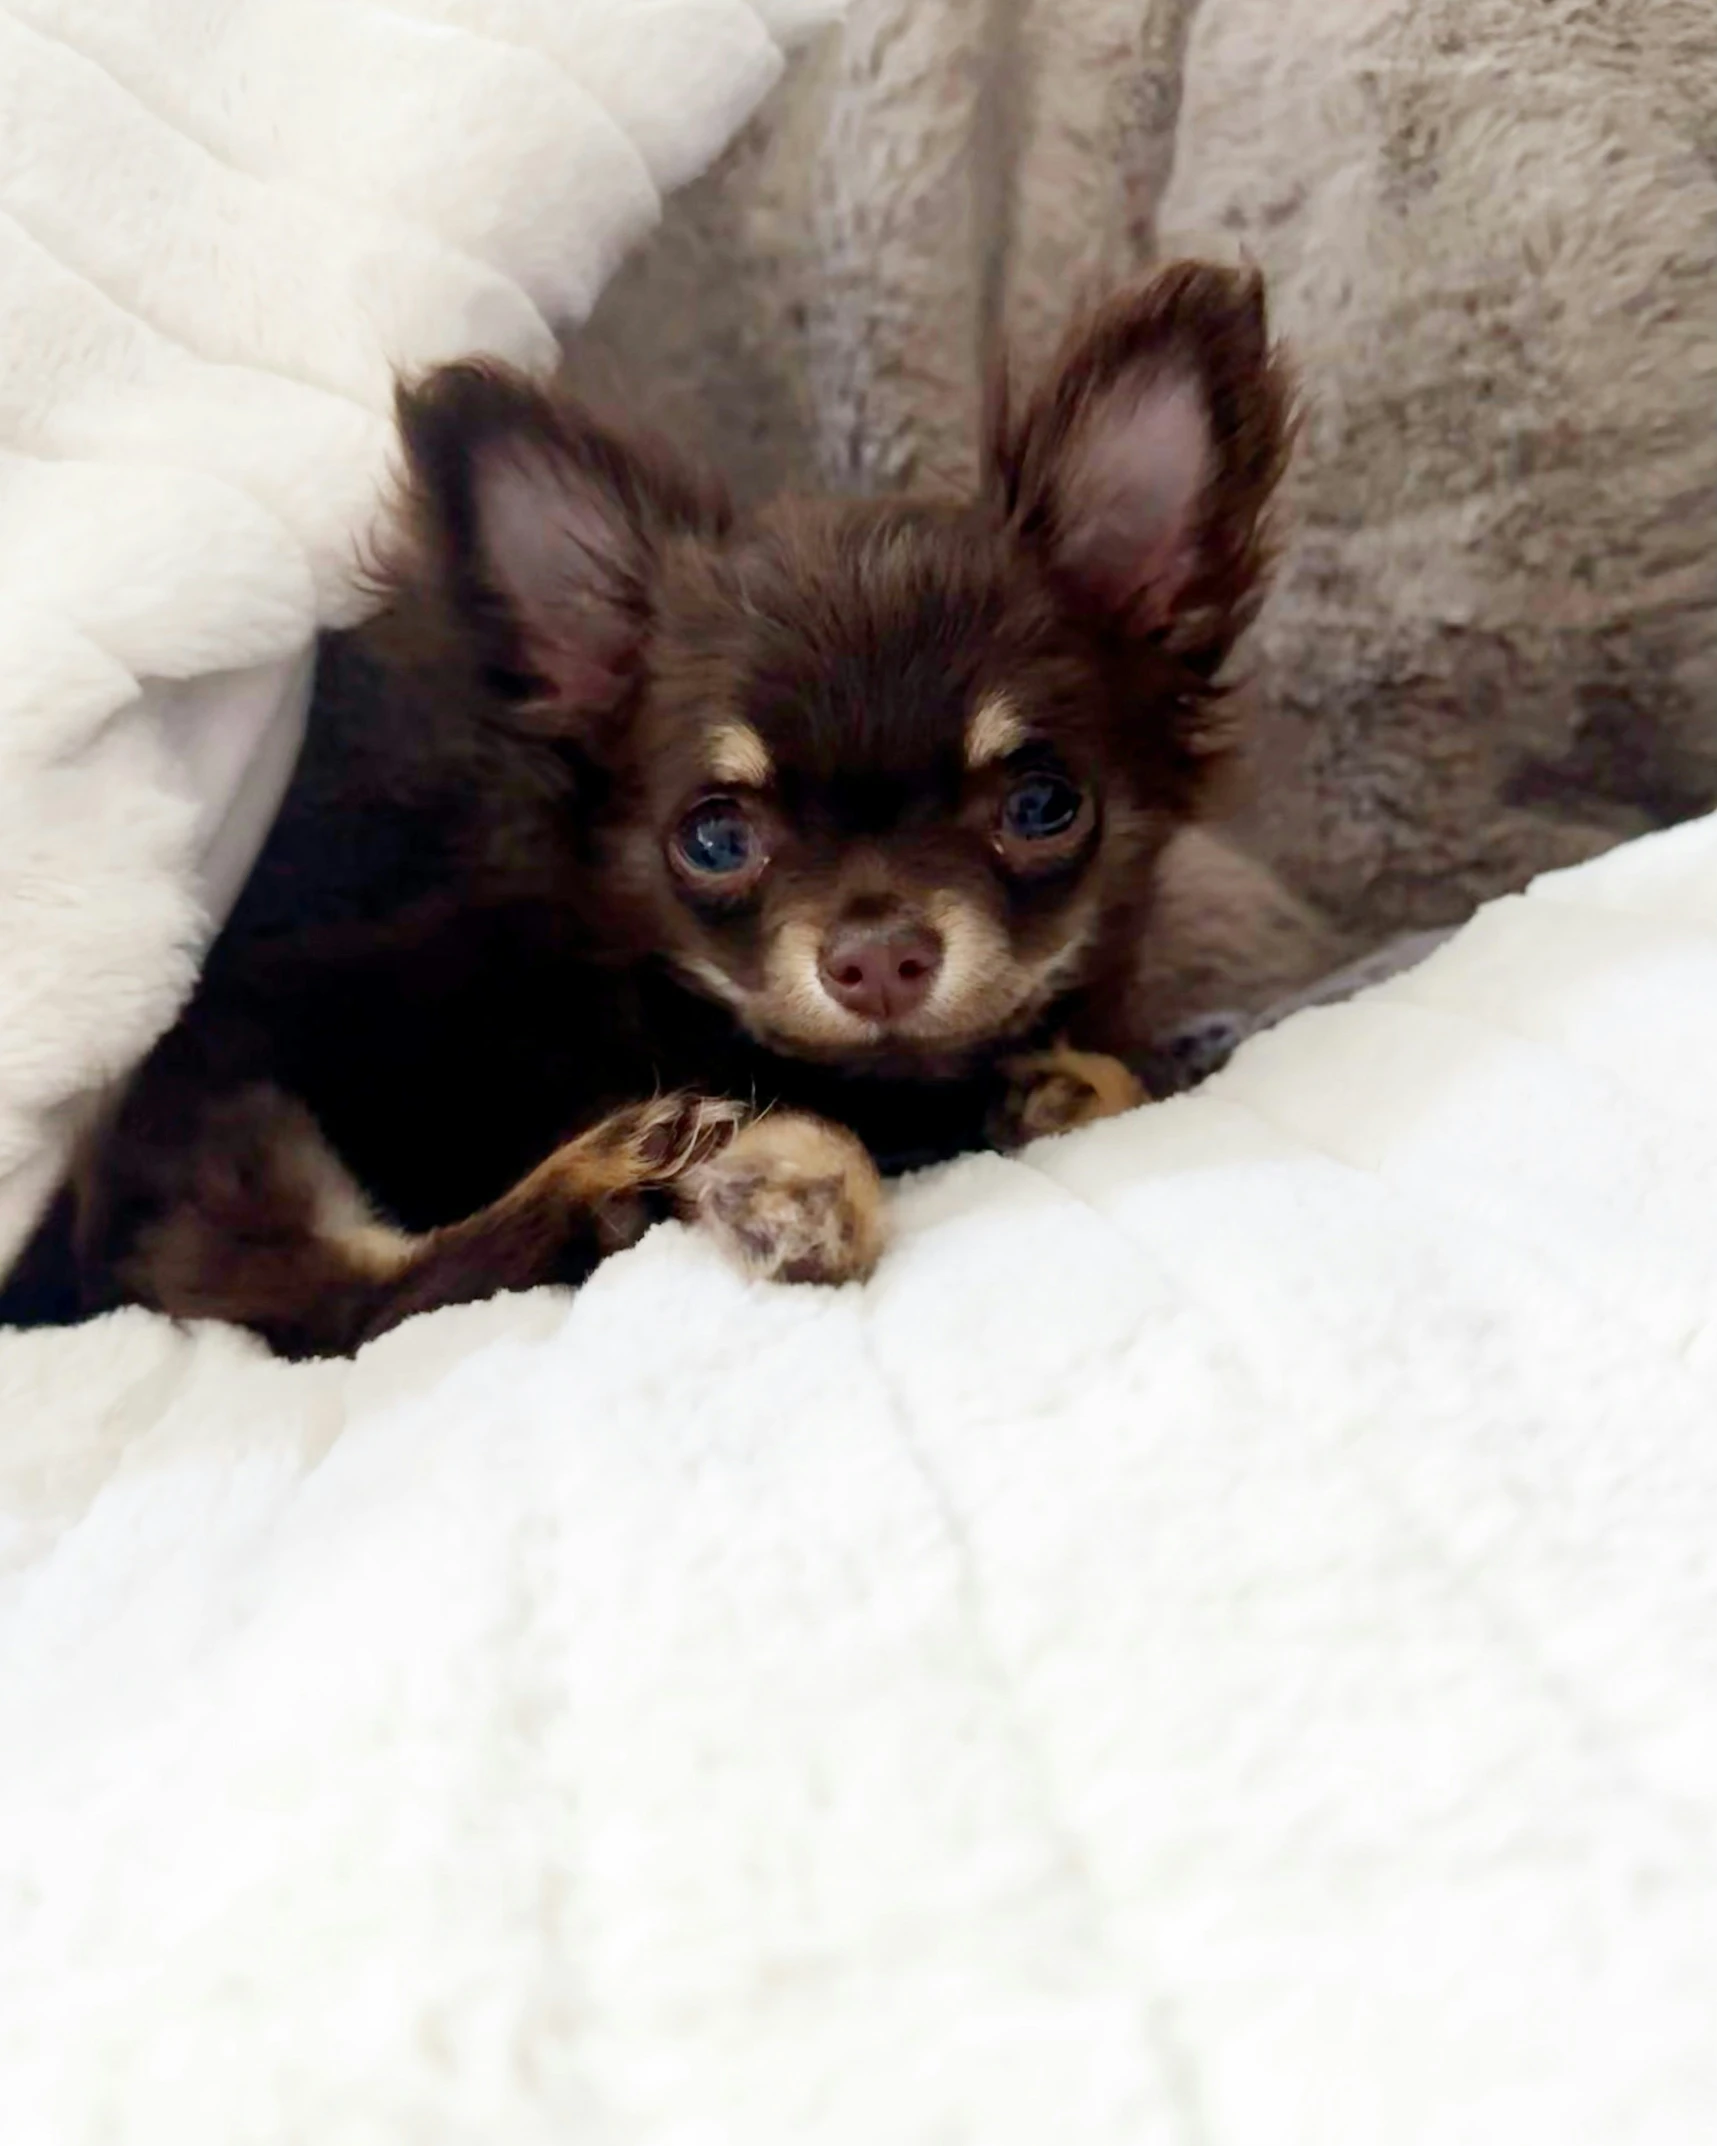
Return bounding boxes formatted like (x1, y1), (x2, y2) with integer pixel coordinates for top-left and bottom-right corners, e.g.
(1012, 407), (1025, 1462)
(3, 812), (1715, 2144)
(0, 0), (826, 1270)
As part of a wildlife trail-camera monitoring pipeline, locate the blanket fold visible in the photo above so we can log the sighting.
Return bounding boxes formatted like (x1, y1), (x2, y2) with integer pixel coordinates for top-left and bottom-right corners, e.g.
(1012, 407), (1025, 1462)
(0, 0), (816, 1269)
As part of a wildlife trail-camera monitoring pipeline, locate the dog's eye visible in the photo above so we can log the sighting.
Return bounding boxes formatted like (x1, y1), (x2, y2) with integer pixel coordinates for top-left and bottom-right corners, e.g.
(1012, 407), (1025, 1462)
(672, 797), (764, 886)
(1001, 772), (1083, 842)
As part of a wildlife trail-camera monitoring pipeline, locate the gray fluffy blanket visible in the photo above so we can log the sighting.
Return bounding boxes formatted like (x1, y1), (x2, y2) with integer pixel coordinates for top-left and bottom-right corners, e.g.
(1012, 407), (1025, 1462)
(569, 0), (1717, 938)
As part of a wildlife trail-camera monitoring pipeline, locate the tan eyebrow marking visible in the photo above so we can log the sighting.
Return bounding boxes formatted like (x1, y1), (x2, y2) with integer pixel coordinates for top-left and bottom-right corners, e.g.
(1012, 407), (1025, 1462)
(965, 694), (1030, 769)
(706, 722), (774, 789)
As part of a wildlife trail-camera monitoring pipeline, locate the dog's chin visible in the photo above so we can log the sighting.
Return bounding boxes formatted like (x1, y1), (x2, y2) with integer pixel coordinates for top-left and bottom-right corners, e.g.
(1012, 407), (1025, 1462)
(673, 951), (1062, 1078)
(753, 1031), (989, 1081)
(740, 998), (1052, 1081)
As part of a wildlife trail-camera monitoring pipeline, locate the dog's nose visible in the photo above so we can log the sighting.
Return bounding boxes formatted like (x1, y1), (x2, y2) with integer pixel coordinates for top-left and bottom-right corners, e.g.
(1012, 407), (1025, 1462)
(818, 920), (943, 1022)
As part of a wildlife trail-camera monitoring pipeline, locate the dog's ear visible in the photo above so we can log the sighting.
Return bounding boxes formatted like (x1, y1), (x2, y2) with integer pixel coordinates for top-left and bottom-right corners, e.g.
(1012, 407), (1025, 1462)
(390, 362), (729, 731)
(991, 263), (1294, 671)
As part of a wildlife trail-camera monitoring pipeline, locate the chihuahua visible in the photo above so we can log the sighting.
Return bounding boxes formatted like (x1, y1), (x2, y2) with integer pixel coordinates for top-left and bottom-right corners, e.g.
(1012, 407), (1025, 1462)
(2, 261), (1325, 1358)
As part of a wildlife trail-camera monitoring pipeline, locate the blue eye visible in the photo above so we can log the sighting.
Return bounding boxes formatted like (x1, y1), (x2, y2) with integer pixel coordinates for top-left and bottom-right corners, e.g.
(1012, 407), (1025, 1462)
(1001, 772), (1083, 843)
(674, 799), (760, 881)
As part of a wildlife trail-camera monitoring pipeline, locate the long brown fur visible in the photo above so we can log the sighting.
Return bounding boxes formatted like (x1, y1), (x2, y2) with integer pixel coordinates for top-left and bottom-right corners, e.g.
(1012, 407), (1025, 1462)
(2, 262), (1335, 1358)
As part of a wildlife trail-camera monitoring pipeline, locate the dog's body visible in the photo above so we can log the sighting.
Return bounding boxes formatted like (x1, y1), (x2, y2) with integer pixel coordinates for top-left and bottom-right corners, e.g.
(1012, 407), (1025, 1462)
(2, 264), (1335, 1358)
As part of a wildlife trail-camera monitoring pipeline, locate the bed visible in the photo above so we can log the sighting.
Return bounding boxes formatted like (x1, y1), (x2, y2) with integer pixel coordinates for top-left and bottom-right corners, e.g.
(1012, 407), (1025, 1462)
(4, 4), (1717, 2140)
(4, 812), (1717, 2142)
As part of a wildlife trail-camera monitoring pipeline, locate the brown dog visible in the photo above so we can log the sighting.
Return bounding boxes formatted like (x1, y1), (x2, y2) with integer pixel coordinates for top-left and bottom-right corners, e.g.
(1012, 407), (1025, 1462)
(2, 262), (1331, 1357)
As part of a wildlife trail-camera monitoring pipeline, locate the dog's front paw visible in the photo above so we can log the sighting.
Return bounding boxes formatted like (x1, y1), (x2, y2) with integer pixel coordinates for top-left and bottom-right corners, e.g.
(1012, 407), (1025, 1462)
(991, 1043), (1146, 1149)
(685, 1113), (886, 1286)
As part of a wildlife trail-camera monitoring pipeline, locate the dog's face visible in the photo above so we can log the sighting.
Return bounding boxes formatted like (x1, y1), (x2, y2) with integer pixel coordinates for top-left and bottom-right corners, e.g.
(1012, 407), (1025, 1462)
(620, 510), (1126, 1067)
(393, 264), (1292, 1070)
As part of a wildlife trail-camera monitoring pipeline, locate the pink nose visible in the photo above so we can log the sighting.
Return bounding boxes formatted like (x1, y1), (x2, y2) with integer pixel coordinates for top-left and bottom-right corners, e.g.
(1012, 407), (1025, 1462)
(818, 921), (944, 1023)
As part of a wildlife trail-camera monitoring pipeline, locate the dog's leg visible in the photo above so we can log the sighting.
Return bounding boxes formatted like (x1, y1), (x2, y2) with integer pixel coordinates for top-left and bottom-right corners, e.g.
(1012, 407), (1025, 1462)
(117, 1084), (745, 1357)
(1252, 926), (1460, 1022)
(1128, 1012), (1250, 1098)
(1127, 828), (1343, 1025)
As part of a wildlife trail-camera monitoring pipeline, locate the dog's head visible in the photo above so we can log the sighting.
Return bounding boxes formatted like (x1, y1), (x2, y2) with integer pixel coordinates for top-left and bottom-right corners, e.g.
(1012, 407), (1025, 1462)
(390, 263), (1292, 1070)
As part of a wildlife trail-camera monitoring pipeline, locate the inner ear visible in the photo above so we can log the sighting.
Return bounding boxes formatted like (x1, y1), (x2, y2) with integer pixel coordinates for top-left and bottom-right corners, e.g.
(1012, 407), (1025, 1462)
(470, 437), (644, 718)
(1054, 369), (1215, 632)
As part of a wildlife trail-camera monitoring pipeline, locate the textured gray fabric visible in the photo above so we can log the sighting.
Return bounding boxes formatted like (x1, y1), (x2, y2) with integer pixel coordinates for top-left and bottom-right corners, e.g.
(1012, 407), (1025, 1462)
(566, 0), (1717, 939)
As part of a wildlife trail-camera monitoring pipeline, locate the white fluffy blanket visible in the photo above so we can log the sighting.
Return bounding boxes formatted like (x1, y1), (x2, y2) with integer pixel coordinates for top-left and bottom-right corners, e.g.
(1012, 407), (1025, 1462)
(0, 0), (826, 1270)
(4, 813), (1715, 2143)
